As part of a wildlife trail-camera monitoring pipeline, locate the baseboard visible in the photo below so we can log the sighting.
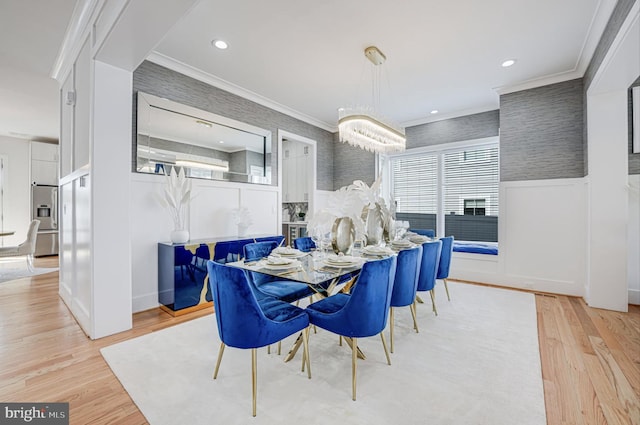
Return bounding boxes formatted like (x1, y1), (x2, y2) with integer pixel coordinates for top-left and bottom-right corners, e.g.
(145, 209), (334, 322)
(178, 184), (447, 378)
(629, 289), (640, 305)
(133, 292), (160, 313)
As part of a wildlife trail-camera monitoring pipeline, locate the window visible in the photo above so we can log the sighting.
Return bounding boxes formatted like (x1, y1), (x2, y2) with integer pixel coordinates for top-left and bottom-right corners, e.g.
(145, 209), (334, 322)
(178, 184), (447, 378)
(464, 199), (486, 216)
(387, 139), (499, 242)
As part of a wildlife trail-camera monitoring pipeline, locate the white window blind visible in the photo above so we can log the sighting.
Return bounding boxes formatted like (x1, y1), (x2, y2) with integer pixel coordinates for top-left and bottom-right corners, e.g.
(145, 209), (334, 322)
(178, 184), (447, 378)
(391, 154), (437, 213)
(443, 146), (499, 217)
(388, 141), (499, 242)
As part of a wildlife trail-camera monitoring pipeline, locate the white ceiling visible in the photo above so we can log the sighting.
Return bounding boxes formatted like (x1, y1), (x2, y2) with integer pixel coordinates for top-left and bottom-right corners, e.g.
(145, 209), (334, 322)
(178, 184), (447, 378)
(0, 0), (616, 142)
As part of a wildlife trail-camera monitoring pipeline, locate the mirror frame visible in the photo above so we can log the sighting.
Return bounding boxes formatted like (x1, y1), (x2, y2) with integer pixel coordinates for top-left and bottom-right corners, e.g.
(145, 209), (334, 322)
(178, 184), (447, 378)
(135, 91), (272, 185)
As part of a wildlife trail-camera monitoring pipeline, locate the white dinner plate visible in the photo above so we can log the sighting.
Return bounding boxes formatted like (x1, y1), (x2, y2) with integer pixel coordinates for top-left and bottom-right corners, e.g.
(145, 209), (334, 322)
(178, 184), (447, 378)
(362, 246), (394, 256)
(263, 262), (300, 271)
(272, 247), (306, 258)
(391, 240), (413, 247)
(324, 256), (360, 267)
(409, 236), (430, 244)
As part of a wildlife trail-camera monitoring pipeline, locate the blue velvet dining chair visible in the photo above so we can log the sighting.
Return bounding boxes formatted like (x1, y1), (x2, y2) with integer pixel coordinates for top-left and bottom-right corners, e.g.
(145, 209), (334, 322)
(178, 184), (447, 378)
(243, 241), (314, 303)
(206, 260), (311, 417)
(306, 256), (397, 401)
(293, 236), (316, 252)
(416, 240), (442, 316)
(437, 236), (454, 301)
(389, 245), (422, 353)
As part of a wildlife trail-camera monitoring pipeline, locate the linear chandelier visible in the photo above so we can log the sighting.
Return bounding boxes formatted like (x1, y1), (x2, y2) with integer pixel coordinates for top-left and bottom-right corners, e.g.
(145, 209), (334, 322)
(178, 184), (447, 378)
(338, 46), (406, 154)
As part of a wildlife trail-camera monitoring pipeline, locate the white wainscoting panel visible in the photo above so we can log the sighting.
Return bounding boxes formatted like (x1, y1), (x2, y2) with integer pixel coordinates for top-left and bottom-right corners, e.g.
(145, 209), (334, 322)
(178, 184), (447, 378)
(130, 173), (280, 312)
(450, 178), (587, 297)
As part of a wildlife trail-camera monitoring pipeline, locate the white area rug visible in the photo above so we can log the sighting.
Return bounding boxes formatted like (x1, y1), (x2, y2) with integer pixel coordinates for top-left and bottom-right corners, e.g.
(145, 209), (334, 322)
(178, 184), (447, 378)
(0, 267), (58, 284)
(101, 282), (546, 425)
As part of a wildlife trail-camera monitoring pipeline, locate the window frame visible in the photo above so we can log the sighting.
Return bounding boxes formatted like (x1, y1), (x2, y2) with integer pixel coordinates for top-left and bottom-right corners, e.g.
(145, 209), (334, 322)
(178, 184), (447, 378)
(380, 136), (499, 241)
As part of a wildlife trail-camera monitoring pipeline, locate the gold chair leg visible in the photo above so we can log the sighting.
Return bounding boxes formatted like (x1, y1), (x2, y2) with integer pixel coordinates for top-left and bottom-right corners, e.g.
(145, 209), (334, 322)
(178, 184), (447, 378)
(416, 295), (425, 304)
(444, 278), (451, 301)
(339, 336), (342, 346)
(277, 341), (281, 355)
(213, 342), (225, 379)
(380, 332), (391, 365)
(251, 348), (257, 417)
(352, 337), (357, 401)
(410, 302), (419, 333)
(390, 307), (395, 353)
(267, 345), (271, 354)
(302, 327), (311, 379)
(430, 290), (438, 316)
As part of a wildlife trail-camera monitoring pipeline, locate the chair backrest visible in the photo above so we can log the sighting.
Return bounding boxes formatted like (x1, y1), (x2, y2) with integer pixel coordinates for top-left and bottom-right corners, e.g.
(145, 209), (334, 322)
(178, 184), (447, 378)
(390, 245), (423, 308)
(437, 236), (454, 279)
(243, 241), (278, 286)
(412, 228), (435, 238)
(293, 237), (315, 252)
(18, 220), (40, 255)
(417, 240), (442, 292)
(206, 260), (271, 349)
(331, 256), (397, 338)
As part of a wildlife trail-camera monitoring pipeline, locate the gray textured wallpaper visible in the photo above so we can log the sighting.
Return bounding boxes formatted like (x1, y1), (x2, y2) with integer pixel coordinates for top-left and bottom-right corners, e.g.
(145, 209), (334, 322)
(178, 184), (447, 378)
(132, 61), (335, 190)
(500, 79), (584, 181)
(332, 132), (376, 190)
(406, 110), (500, 149)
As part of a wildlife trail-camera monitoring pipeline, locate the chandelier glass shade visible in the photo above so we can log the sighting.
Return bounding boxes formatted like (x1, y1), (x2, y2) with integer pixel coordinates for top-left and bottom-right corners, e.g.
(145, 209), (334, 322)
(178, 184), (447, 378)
(338, 46), (406, 154)
(338, 107), (406, 153)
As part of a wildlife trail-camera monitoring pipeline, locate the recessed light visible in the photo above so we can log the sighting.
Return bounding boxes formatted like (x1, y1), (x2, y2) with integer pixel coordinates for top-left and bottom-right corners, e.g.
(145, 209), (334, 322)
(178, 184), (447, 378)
(430, 110), (439, 114)
(501, 59), (516, 68)
(219, 140), (225, 144)
(212, 39), (228, 50)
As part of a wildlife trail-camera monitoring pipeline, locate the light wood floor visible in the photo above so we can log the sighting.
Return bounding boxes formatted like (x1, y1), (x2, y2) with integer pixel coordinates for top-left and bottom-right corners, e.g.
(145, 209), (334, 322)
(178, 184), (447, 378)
(0, 257), (638, 424)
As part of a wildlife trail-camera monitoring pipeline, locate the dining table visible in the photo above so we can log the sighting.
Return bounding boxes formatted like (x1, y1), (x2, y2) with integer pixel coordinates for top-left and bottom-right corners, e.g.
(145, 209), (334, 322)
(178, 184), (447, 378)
(226, 244), (407, 362)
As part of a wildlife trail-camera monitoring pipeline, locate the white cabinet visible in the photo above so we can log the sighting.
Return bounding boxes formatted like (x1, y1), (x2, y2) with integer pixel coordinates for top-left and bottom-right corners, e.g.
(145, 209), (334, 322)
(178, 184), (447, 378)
(282, 141), (310, 202)
(31, 142), (59, 185)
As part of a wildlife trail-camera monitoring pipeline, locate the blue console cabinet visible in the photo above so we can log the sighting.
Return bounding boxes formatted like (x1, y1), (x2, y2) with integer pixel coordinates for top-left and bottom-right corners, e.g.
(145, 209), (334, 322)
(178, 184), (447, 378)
(158, 234), (284, 315)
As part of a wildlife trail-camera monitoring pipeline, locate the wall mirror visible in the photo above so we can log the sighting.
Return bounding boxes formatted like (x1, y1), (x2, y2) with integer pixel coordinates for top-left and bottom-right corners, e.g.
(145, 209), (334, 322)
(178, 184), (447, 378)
(136, 92), (271, 184)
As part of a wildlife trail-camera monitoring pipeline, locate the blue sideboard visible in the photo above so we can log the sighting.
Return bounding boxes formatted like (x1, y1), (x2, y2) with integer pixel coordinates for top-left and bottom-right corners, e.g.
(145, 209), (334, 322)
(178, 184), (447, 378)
(158, 234), (285, 316)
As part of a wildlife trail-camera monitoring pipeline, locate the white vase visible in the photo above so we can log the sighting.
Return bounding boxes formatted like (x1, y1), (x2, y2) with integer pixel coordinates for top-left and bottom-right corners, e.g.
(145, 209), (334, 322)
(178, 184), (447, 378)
(170, 229), (189, 244)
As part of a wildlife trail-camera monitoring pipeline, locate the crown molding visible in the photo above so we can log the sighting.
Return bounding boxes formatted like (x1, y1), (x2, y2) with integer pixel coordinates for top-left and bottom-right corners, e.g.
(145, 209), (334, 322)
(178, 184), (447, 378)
(401, 105), (498, 128)
(146, 51), (338, 133)
(50, 0), (103, 82)
(494, 0), (617, 96)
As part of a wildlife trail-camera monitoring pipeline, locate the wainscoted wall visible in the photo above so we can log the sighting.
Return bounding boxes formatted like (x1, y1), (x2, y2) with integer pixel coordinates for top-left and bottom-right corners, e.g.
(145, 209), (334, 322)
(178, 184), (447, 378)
(405, 110), (499, 148)
(133, 61), (335, 191)
(130, 172), (279, 312)
(500, 79), (584, 181)
(451, 178), (587, 296)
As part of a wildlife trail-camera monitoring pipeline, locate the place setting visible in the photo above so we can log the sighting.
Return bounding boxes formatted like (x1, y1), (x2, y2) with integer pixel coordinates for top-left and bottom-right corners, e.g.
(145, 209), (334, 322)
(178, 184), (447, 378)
(271, 246), (307, 258)
(360, 245), (395, 258)
(321, 254), (363, 269)
(260, 255), (302, 271)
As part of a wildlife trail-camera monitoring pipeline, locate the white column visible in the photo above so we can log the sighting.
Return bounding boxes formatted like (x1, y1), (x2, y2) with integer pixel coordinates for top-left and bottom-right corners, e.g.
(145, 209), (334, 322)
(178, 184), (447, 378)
(586, 90), (629, 311)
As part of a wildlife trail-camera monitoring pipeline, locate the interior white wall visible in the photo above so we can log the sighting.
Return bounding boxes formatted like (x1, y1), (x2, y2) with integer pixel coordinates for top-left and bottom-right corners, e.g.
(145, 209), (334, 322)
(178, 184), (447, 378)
(629, 175), (640, 305)
(450, 178), (587, 296)
(585, 4), (639, 312)
(130, 173), (279, 312)
(91, 60), (133, 338)
(0, 136), (30, 248)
